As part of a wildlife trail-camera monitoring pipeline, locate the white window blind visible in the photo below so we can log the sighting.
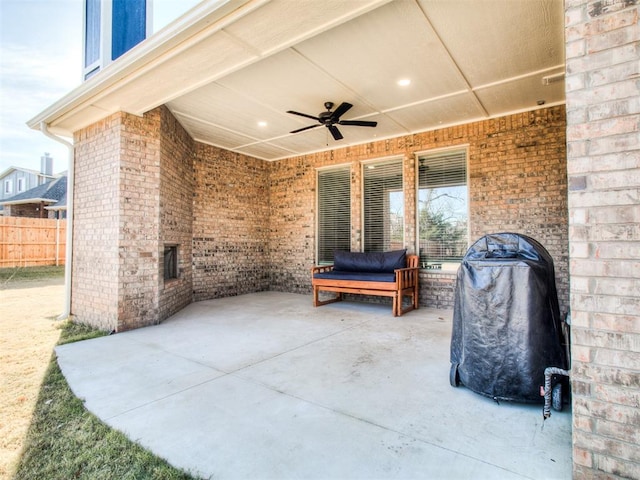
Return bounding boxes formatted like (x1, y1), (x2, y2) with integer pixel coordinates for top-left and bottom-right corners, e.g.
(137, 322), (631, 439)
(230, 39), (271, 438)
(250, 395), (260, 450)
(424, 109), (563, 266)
(317, 167), (351, 264)
(363, 159), (404, 252)
(418, 149), (468, 269)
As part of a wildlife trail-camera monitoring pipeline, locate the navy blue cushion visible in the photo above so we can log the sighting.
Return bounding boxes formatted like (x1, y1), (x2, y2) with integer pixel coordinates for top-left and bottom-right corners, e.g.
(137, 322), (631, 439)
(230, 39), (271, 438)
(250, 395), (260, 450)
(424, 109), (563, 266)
(314, 271), (396, 282)
(333, 250), (406, 273)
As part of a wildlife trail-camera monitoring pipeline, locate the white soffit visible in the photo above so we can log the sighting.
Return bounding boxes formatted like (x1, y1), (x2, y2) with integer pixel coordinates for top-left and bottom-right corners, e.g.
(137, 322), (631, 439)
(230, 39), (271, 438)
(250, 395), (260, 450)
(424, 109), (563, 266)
(385, 92), (487, 132)
(475, 72), (566, 116)
(174, 111), (260, 149)
(293, 0), (470, 111)
(234, 142), (296, 159)
(94, 32), (257, 115)
(31, 0), (566, 162)
(422, 0), (565, 86)
(29, 0), (391, 134)
(214, 49), (378, 116)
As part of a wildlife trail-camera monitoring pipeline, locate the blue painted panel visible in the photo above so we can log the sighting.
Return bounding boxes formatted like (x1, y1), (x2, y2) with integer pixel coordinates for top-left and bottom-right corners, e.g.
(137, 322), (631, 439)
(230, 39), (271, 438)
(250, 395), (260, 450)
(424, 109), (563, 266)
(111, 0), (146, 61)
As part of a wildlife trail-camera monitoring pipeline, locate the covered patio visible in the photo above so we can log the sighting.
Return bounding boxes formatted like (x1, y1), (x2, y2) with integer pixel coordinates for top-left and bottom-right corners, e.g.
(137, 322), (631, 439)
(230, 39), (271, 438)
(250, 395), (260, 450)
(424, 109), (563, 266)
(30, 0), (639, 476)
(56, 292), (571, 479)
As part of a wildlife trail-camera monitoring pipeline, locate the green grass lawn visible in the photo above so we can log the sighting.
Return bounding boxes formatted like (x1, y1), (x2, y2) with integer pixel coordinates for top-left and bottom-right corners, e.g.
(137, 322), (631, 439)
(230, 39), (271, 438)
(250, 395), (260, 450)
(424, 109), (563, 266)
(0, 265), (65, 283)
(13, 320), (199, 480)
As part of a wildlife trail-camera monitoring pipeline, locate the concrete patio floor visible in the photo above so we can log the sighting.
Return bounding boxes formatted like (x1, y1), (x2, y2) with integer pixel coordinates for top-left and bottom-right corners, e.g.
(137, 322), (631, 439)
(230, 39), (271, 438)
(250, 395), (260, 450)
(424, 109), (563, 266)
(55, 292), (572, 479)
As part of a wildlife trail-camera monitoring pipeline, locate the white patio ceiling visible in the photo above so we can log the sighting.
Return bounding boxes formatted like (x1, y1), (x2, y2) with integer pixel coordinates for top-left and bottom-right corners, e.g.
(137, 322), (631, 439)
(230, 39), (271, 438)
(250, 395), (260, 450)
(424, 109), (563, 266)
(30, 0), (565, 161)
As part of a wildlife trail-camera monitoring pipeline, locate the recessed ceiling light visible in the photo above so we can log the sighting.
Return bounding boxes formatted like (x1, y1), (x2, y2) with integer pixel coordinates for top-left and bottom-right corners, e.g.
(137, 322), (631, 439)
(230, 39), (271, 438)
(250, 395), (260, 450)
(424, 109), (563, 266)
(258, 121), (267, 127)
(397, 78), (411, 87)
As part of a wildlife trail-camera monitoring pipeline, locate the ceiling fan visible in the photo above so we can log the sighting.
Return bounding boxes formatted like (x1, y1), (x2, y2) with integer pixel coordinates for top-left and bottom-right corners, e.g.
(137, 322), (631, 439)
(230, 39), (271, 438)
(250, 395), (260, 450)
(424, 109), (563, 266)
(287, 101), (377, 141)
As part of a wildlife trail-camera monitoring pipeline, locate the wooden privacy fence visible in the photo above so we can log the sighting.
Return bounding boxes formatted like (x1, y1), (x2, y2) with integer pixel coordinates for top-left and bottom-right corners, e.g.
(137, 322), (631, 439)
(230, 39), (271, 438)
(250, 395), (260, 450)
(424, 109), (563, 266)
(0, 217), (66, 268)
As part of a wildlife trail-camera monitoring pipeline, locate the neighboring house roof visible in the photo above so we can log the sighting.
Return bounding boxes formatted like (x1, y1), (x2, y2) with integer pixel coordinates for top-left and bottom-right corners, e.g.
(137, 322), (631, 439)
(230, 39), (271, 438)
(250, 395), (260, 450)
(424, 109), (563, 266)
(45, 192), (67, 211)
(0, 176), (67, 208)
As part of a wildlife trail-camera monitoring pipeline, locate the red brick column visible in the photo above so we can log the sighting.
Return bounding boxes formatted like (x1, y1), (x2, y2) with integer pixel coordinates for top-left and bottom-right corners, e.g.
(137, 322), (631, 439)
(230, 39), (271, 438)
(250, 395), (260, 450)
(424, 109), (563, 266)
(565, 1), (640, 477)
(72, 107), (195, 331)
(72, 114), (122, 331)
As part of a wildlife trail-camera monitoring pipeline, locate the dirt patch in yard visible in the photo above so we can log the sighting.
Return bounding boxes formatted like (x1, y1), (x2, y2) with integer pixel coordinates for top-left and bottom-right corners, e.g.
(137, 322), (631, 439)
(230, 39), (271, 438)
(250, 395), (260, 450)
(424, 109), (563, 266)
(0, 277), (64, 479)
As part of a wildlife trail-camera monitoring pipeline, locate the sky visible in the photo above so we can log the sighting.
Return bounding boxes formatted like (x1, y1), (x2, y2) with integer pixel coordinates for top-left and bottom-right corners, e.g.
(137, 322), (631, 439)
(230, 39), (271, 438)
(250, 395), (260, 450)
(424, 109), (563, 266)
(0, 0), (201, 175)
(0, 0), (83, 175)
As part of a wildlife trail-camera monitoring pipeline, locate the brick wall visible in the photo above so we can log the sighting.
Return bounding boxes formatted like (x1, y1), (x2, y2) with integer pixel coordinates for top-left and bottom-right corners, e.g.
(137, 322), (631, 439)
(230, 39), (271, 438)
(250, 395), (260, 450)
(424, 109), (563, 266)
(5, 204), (62, 219)
(5, 204), (35, 217)
(192, 143), (270, 301)
(116, 111), (162, 331)
(72, 114), (121, 331)
(565, 1), (640, 478)
(268, 157), (317, 293)
(421, 271), (457, 310)
(269, 106), (569, 312)
(72, 107), (271, 328)
(72, 105), (568, 321)
(72, 109), (175, 331)
(158, 106), (194, 319)
(4, 203), (59, 218)
(469, 108), (569, 310)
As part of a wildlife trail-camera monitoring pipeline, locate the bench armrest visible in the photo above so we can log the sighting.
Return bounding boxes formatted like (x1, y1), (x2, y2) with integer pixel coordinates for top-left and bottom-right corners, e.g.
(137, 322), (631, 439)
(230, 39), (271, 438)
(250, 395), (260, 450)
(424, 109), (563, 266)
(394, 266), (419, 273)
(395, 266), (419, 288)
(311, 264), (334, 274)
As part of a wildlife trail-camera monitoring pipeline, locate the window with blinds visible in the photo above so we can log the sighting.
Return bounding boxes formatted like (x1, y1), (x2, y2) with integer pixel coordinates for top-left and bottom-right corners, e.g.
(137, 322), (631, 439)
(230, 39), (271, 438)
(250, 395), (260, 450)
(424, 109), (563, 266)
(418, 149), (468, 270)
(317, 167), (351, 264)
(363, 159), (404, 253)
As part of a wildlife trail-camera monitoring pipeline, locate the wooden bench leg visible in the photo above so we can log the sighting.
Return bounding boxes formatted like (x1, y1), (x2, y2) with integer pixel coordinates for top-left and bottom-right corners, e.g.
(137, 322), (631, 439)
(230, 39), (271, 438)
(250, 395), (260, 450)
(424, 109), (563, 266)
(312, 283), (417, 316)
(313, 286), (343, 307)
(396, 289), (419, 316)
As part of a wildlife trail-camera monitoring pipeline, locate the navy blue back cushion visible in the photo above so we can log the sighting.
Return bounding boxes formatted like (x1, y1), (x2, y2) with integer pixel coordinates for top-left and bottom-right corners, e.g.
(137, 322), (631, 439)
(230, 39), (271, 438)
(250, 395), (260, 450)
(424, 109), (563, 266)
(333, 250), (406, 273)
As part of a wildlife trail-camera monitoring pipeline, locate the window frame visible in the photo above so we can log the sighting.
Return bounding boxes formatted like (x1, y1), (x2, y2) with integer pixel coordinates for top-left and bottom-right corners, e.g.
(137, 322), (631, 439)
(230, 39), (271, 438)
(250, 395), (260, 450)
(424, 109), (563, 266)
(83, 0), (104, 80)
(315, 164), (352, 265)
(361, 156), (405, 253)
(82, 0), (152, 80)
(415, 146), (470, 271)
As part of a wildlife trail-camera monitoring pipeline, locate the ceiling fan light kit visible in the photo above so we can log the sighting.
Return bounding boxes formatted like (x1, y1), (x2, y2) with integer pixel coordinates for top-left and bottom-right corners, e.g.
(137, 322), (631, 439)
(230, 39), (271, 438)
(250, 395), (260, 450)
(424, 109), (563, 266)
(287, 101), (378, 141)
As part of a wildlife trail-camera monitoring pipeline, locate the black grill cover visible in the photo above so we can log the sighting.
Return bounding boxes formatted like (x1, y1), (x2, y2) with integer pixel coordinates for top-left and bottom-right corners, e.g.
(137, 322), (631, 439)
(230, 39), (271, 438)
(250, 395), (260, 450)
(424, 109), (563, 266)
(450, 233), (567, 402)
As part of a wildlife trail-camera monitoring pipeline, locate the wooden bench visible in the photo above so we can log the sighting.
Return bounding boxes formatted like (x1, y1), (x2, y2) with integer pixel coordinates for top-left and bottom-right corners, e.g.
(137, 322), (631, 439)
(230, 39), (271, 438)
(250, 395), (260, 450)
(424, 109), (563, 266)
(311, 250), (419, 316)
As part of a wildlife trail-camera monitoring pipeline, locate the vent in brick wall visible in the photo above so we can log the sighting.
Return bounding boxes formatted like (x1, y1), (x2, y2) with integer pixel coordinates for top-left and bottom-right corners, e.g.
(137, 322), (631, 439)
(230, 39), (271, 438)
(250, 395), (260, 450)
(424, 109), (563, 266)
(164, 245), (178, 280)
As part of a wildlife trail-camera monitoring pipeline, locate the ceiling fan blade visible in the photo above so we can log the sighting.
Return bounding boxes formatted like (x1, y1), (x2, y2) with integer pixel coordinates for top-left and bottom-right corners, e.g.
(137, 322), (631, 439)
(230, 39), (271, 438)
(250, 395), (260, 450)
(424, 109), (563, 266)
(290, 124), (320, 134)
(328, 125), (343, 141)
(331, 102), (353, 120)
(338, 120), (378, 127)
(287, 110), (321, 122)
